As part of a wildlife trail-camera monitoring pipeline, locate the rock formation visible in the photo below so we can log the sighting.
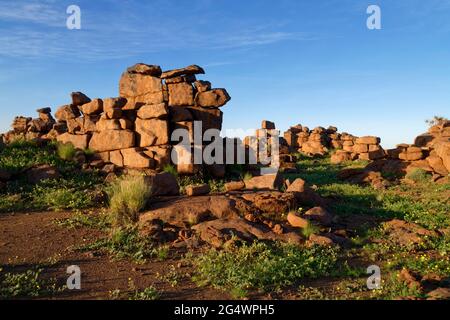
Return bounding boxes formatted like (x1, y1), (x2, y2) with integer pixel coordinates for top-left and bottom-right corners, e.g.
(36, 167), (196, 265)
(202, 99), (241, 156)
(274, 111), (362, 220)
(1, 64), (231, 176)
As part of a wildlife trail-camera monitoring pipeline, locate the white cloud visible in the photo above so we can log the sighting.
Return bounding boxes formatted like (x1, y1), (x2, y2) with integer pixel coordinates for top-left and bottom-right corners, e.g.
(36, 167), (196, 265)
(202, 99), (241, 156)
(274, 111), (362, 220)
(0, 1), (311, 61)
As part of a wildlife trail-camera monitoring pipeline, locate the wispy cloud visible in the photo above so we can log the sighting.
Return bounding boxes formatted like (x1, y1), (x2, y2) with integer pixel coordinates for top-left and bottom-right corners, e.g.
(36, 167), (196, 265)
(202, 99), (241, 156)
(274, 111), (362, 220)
(0, 0), (312, 61)
(0, 0), (63, 27)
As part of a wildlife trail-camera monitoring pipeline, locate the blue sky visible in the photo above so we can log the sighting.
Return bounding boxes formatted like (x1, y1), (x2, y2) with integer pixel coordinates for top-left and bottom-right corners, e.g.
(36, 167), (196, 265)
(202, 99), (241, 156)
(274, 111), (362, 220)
(0, 0), (449, 148)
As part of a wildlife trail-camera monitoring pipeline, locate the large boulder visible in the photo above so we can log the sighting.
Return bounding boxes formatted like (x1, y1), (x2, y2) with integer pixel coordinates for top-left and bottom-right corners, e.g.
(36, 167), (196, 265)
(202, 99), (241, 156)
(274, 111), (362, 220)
(57, 133), (91, 150)
(161, 65), (205, 79)
(71, 92), (91, 106)
(135, 118), (169, 147)
(192, 217), (303, 248)
(186, 184), (210, 196)
(304, 207), (333, 226)
(139, 196), (239, 228)
(195, 89), (231, 108)
(167, 82), (194, 106)
(55, 105), (81, 121)
(89, 130), (135, 152)
(26, 165), (60, 184)
(126, 63), (162, 77)
(121, 148), (155, 169)
(119, 73), (162, 98)
(80, 99), (103, 115)
(434, 141), (450, 172)
(244, 173), (284, 190)
(286, 178), (326, 207)
(147, 172), (179, 196)
(241, 191), (296, 214)
(137, 103), (168, 120)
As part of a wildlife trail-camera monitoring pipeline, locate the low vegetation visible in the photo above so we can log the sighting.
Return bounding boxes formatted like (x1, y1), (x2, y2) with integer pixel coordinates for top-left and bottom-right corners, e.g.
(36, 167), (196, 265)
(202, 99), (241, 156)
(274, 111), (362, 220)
(0, 269), (61, 299)
(191, 241), (339, 296)
(107, 175), (150, 227)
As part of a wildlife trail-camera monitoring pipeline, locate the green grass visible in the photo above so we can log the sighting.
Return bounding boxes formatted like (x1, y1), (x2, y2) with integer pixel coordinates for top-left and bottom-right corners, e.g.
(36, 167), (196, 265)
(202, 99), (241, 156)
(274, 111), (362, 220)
(129, 286), (160, 300)
(0, 140), (75, 175)
(0, 269), (61, 299)
(191, 241), (339, 294)
(405, 169), (432, 183)
(301, 221), (320, 239)
(289, 156), (450, 230)
(0, 141), (104, 212)
(177, 172), (226, 194)
(162, 164), (178, 178)
(107, 175), (151, 227)
(54, 210), (111, 231)
(57, 142), (76, 161)
(0, 172), (104, 212)
(76, 228), (168, 263)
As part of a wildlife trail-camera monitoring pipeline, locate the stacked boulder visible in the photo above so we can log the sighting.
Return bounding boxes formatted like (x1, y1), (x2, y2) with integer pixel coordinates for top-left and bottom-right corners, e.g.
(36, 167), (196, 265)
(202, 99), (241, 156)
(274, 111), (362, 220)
(385, 121), (449, 179)
(39, 64), (231, 174)
(352, 136), (385, 161)
(2, 108), (55, 143)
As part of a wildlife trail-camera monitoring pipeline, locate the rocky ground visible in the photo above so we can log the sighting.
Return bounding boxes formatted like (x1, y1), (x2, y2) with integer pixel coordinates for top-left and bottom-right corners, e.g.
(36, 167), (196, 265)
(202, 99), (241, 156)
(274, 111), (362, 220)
(0, 141), (449, 300)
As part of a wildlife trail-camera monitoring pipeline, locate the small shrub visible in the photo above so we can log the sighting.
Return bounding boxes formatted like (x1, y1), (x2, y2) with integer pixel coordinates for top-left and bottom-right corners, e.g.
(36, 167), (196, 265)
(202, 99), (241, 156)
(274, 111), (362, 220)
(57, 143), (76, 161)
(163, 164), (178, 178)
(107, 175), (151, 227)
(405, 169), (430, 183)
(301, 221), (320, 239)
(0, 269), (60, 298)
(130, 286), (160, 300)
(243, 172), (253, 181)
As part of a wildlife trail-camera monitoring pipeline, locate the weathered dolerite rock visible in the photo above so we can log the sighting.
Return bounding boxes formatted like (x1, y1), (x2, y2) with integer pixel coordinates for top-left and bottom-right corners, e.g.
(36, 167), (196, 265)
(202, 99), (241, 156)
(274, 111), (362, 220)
(4, 63), (231, 176)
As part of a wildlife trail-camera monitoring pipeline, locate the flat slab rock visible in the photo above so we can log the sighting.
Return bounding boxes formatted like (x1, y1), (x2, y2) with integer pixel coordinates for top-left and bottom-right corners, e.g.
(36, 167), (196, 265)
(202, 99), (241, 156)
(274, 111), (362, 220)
(192, 217), (304, 248)
(139, 196), (239, 228)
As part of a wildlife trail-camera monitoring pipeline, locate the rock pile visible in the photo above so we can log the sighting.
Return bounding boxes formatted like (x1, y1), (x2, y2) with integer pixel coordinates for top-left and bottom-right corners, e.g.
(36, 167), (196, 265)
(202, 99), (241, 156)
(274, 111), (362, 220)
(391, 121), (449, 179)
(2, 108), (56, 143)
(283, 124), (385, 163)
(4, 64), (231, 175)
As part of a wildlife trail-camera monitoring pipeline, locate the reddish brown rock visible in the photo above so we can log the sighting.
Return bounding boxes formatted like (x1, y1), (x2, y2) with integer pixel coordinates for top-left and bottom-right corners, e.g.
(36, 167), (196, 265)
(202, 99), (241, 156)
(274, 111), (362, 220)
(185, 184), (211, 196)
(55, 105), (81, 121)
(287, 212), (309, 229)
(425, 156), (448, 175)
(26, 165), (60, 184)
(195, 89), (231, 108)
(119, 73), (162, 98)
(89, 130), (135, 152)
(135, 118), (169, 147)
(57, 133), (91, 150)
(356, 136), (380, 145)
(331, 150), (352, 164)
(244, 173), (284, 190)
(110, 150), (124, 167)
(262, 120), (275, 130)
(148, 172), (179, 196)
(161, 65), (205, 79)
(139, 196), (239, 228)
(192, 217), (303, 248)
(137, 103), (168, 120)
(304, 207), (333, 226)
(121, 147), (155, 169)
(224, 181), (245, 192)
(168, 82), (194, 106)
(103, 97), (127, 112)
(80, 99), (103, 115)
(194, 80), (211, 92)
(383, 219), (438, 245)
(126, 63), (162, 77)
(71, 92), (91, 106)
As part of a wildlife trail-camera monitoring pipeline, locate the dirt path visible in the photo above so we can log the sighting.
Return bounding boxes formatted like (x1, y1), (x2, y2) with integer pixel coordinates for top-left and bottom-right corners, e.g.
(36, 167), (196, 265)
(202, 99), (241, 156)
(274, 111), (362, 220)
(0, 210), (230, 300)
